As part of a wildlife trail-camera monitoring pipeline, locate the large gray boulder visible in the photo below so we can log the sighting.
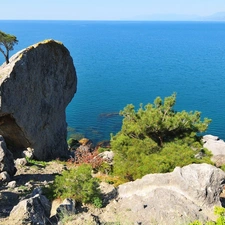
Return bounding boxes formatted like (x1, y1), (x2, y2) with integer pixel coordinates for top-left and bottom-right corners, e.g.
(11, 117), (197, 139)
(101, 164), (225, 225)
(0, 40), (77, 160)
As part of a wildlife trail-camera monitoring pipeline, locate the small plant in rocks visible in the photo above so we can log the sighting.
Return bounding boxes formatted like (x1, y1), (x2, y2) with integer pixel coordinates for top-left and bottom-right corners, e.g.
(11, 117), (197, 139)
(49, 164), (103, 207)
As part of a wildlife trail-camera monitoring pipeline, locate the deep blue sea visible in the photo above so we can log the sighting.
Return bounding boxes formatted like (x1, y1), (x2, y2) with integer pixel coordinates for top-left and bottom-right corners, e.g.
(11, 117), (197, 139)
(0, 21), (225, 143)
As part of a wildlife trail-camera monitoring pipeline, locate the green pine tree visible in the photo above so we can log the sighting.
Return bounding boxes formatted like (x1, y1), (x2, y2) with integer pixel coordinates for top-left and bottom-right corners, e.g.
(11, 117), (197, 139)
(111, 93), (212, 181)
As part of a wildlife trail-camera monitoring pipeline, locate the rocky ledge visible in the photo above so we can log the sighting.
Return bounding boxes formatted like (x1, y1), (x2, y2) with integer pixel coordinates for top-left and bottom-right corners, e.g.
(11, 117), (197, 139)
(0, 135), (225, 224)
(0, 150), (225, 225)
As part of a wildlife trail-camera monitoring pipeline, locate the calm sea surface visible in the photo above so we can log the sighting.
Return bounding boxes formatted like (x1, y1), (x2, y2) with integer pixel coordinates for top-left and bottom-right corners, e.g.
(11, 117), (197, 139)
(0, 21), (225, 143)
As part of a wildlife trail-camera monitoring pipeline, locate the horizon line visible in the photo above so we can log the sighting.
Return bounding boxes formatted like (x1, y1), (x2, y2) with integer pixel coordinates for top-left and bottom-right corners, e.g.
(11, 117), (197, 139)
(0, 19), (225, 22)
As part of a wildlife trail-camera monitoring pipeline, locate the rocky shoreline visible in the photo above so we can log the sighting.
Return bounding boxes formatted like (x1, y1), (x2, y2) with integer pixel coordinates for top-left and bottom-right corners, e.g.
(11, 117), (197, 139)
(0, 134), (225, 224)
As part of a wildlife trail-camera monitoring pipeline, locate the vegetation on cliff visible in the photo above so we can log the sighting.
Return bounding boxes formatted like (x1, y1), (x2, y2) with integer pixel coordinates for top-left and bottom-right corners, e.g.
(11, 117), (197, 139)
(49, 164), (103, 208)
(111, 93), (212, 181)
(0, 30), (18, 64)
(189, 206), (225, 225)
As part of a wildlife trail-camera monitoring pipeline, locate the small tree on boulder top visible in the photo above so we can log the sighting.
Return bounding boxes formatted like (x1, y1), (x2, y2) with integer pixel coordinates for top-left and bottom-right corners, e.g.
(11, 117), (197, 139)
(0, 30), (18, 64)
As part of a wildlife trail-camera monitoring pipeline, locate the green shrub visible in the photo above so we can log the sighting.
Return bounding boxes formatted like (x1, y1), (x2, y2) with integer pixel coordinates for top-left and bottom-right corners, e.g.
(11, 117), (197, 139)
(50, 164), (102, 206)
(189, 206), (225, 225)
(111, 93), (212, 181)
(98, 161), (113, 175)
(67, 138), (78, 147)
(220, 165), (225, 172)
(92, 196), (103, 208)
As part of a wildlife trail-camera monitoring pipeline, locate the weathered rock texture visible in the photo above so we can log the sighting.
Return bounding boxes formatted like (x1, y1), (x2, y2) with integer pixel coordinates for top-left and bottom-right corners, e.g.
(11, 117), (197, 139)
(0, 135), (16, 180)
(1, 163), (225, 224)
(0, 40), (77, 160)
(203, 135), (225, 167)
(101, 164), (225, 225)
(9, 188), (51, 225)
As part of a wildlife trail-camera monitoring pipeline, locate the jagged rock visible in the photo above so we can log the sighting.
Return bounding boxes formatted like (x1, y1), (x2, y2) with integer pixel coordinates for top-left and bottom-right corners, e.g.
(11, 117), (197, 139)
(22, 147), (34, 159)
(203, 134), (220, 142)
(0, 40), (77, 160)
(14, 158), (27, 167)
(101, 164), (225, 225)
(56, 198), (77, 217)
(25, 181), (33, 189)
(203, 135), (225, 155)
(9, 188), (51, 225)
(0, 135), (16, 177)
(76, 144), (91, 152)
(0, 171), (10, 182)
(76, 138), (93, 152)
(79, 138), (91, 146)
(100, 182), (117, 206)
(98, 151), (114, 163)
(203, 135), (225, 166)
(0, 191), (19, 218)
(50, 198), (77, 224)
(6, 180), (16, 188)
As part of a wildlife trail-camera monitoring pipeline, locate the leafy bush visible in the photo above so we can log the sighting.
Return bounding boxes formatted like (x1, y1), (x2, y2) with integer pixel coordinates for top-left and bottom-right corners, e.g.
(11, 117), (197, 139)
(98, 161), (113, 175)
(220, 165), (225, 172)
(95, 174), (126, 187)
(67, 138), (79, 149)
(50, 164), (102, 206)
(92, 196), (103, 208)
(111, 93), (212, 181)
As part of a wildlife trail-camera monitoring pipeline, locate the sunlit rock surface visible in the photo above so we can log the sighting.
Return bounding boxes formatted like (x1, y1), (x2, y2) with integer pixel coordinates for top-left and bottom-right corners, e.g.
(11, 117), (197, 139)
(0, 40), (77, 160)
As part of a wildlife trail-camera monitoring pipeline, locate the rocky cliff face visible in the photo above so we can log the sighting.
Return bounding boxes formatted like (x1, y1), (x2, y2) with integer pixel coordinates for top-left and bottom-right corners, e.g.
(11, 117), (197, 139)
(0, 40), (77, 160)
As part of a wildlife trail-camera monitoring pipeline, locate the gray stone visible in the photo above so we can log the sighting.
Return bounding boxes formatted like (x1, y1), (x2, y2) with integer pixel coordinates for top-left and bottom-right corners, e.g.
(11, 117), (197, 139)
(14, 158), (27, 167)
(0, 40), (77, 160)
(203, 135), (225, 155)
(9, 192), (51, 225)
(22, 147), (34, 159)
(102, 164), (225, 225)
(7, 180), (16, 188)
(203, 134), (220, 142)
(0, 135), (16, 177)
(0, 171), (10, 182)
(0, 191), (19, 218)
(56, 198), (77, 216)
(203, 135), (225, 166)
(98, 151), (114, 163)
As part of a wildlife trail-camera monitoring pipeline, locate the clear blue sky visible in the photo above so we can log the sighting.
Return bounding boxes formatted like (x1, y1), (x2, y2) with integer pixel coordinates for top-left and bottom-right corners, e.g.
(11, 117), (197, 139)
(1, 0), (225, 20)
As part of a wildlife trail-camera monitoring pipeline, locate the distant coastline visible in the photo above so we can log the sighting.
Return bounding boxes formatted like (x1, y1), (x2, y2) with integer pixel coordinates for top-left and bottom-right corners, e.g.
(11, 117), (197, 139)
(126, 11), (225, 22)
(1, 12), (225, 22)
